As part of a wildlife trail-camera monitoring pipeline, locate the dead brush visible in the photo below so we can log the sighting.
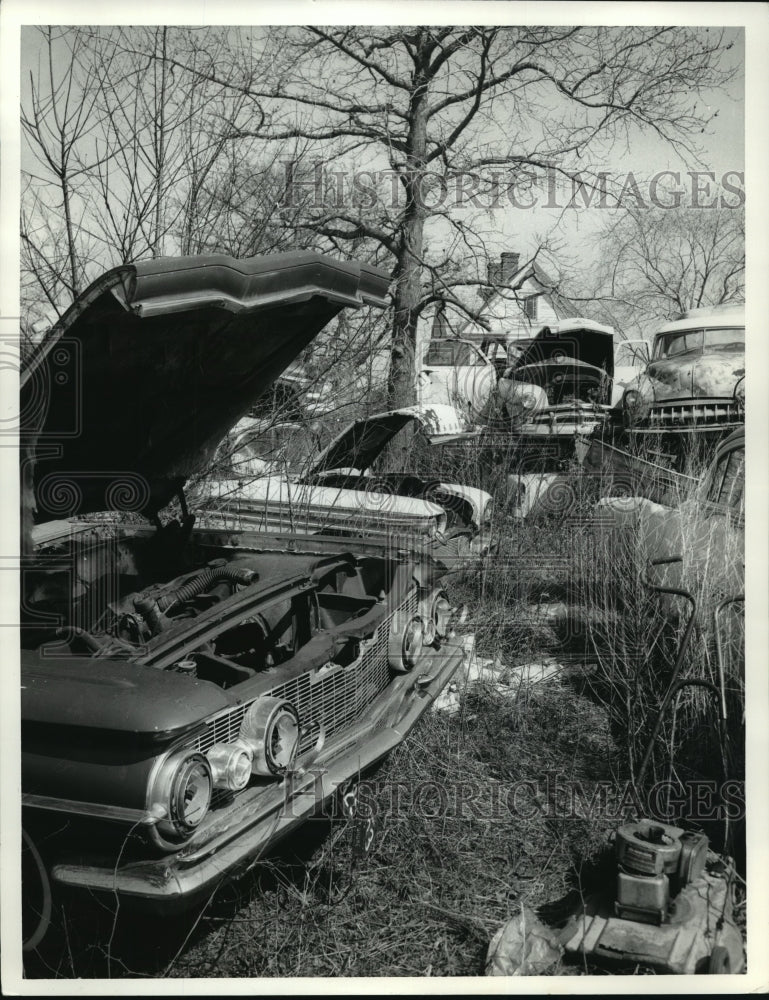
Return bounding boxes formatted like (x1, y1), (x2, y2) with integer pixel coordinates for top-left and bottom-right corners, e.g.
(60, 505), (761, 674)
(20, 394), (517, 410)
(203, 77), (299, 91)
(564, 444), (744, 834)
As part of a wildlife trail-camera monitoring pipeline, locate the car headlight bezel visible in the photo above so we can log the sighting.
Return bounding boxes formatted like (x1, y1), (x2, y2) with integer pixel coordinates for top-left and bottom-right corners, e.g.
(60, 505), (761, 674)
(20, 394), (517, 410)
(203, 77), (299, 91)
(401, 616), (425, 669)
(388, 612), (426, 672)
(150, 750), (213, 839)
(420, 587), (453, 643)
(622, 389), (640, 410)
(206, 740), (254, 792)
(431, 593), (453, 640)
(240, 697), (300, 777)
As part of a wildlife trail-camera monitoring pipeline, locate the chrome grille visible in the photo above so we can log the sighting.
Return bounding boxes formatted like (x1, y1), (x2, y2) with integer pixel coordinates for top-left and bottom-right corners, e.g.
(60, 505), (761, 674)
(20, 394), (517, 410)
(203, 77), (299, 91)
(647, 401), (742, 427)
(195, 707), (248, 754)
(192, 590), (417, 762)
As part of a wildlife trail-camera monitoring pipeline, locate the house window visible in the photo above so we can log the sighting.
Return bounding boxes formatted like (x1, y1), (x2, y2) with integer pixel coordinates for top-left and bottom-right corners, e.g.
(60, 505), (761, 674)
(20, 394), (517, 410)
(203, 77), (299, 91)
(524, 296), (538, 321)
(425, 339), (485, 367)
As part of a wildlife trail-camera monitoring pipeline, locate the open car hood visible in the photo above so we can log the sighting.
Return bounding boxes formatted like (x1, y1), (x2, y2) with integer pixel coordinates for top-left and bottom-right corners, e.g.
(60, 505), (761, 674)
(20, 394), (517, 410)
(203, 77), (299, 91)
(21, 253), (389, 522)
(308, 403), (477, 475)
(509, 320), (614, 378)
(511, 358), (609, 383)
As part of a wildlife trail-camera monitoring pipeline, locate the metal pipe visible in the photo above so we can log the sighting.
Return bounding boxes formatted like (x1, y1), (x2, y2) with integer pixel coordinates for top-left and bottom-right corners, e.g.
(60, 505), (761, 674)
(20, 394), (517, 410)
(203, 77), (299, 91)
(713, 595), (744, 722)
(636, 556), (697, 789)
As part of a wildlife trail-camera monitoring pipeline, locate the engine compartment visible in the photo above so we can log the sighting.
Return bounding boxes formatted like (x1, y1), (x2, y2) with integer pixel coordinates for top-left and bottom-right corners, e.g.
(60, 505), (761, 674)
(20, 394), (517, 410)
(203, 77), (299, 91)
(23, 519), (399, 689)
(512, 365), (608, 406)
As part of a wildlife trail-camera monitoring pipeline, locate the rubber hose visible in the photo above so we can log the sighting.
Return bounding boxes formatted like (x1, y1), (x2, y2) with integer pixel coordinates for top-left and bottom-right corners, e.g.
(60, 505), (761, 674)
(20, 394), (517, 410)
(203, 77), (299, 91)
(158, 565), (257, 612)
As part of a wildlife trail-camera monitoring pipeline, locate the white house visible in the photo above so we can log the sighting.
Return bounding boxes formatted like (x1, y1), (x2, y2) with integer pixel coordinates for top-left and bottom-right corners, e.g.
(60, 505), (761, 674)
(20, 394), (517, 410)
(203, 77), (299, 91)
(456, 251), (592, 344)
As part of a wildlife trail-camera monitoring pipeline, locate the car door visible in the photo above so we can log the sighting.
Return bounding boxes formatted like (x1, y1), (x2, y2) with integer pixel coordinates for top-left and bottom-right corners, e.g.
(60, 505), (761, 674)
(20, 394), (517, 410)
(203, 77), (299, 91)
(418, 338), (496, 418)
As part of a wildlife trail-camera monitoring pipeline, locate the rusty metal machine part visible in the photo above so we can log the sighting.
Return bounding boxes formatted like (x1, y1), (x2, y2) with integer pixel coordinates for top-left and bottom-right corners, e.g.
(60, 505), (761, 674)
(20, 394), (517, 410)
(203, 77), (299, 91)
(559, 820), (744, 974)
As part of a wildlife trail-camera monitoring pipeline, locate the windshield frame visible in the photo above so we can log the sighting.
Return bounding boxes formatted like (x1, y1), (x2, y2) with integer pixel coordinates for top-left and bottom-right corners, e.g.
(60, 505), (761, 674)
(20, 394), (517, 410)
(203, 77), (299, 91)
(652, 326), (745, 360)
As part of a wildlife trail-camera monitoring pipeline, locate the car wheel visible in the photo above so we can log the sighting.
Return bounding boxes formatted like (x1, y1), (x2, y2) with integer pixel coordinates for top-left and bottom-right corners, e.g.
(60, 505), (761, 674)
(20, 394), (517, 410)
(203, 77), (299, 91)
(22, 828), (52, 952)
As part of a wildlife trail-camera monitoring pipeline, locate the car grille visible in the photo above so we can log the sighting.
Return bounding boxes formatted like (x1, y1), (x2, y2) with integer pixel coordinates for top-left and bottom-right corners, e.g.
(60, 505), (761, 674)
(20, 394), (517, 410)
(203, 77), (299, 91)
(191, 589), (417, 764)
(644, 400), (742, 428)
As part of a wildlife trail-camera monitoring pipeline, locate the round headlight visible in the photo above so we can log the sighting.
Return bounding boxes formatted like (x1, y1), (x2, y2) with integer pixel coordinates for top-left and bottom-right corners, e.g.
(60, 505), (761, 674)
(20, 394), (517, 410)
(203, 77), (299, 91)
(420, 588), (453, 644)
(240, 698), (300, 777)
(432, 593), (453, 639)
(206, 740), (254, 792)
(734, 377), (745, 409)
(623, 389), (638, 406)
(402, 617), (424, 668)
(388, 613), (425, 672)
(151, 751), (213, 839)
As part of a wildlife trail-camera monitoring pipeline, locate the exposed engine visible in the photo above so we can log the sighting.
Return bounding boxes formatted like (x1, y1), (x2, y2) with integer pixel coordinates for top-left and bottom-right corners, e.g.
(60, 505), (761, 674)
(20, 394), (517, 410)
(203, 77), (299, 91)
(514, 366), (607, 406)
(106, 560), (259, 646)
(23, 538), (268, 679)
(23, 519), (398, 690)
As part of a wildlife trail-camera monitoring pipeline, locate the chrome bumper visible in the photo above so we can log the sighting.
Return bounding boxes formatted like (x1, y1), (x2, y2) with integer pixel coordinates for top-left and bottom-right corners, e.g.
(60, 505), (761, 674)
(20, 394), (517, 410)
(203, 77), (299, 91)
(51, 640), (467, 907)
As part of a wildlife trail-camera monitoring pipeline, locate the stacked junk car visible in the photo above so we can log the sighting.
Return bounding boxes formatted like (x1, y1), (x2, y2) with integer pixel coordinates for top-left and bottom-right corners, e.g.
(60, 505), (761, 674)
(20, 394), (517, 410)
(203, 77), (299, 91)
(18, 251), (746, 980)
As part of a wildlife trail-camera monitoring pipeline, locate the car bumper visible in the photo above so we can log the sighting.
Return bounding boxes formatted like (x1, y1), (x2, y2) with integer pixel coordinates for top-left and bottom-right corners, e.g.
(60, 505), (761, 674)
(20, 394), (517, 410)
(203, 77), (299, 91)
(50, 640), (467, 908)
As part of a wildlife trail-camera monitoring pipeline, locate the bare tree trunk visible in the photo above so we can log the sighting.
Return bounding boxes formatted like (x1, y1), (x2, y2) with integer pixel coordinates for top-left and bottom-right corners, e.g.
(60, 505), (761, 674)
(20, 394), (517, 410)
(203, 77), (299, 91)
(389, 215), (425, 406)
(388, 34), (429, 406)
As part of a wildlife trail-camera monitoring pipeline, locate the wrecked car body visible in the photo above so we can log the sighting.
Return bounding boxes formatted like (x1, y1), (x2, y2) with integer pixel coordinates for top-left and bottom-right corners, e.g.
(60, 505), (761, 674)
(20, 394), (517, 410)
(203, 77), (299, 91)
(495, 318), (615, 421)
(611, 337), (651, 407)
(417, 337), (497, 418)
(200, 404), (494, 568)
(619, 306), (744, 438)
(591, 429), (744, 641)
(581, 306), (745, 503)
(20, 252), (469, 950)
(488, 320), (615, 519)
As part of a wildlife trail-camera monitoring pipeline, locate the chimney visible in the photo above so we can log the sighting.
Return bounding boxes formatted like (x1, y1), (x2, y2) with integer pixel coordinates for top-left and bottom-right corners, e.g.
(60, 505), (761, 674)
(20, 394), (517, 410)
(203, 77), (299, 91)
(500, 252), (520, 284)
(486, 252), (520, 289)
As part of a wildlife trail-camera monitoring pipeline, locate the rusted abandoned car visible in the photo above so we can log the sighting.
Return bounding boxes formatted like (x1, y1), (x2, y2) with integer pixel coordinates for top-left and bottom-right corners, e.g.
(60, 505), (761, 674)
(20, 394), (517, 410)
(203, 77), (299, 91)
(582, 306), (744, 494)
(201, 404), (494, 567)
(20, 252), (470, 952)
(494, 319), (615, 425)
(417, 337), (497, 418)
(611, 337), (651, 406)
(483, 320), (615, 519)
(620, 305), (745, 436)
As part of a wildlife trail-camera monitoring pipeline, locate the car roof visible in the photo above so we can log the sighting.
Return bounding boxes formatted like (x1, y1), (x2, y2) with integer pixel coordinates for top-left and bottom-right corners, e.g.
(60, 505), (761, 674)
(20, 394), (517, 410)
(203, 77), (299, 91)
(655, 306), (745, 337)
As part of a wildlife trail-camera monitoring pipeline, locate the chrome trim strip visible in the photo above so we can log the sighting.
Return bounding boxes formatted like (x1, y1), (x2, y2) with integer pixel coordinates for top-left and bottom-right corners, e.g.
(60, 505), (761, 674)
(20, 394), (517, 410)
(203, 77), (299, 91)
(22, 793), (155, 825)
